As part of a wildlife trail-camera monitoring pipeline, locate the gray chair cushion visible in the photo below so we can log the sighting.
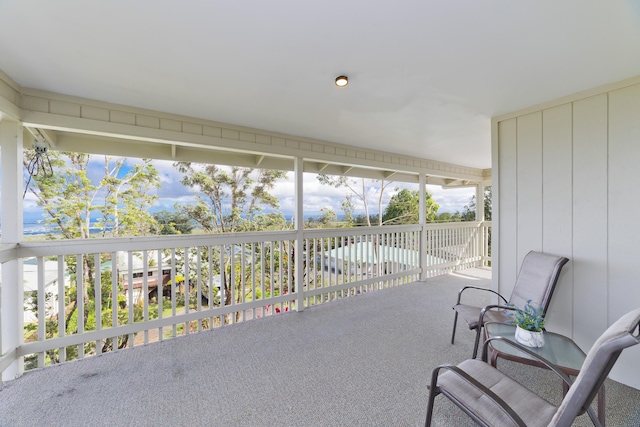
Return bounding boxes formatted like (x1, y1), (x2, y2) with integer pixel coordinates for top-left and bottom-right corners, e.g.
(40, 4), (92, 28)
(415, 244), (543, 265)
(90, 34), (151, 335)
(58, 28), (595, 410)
(437, 359), (557, 427)
(454, 303), (512, 330)
(509, 251), (568, 310)
(549, 308), (640, 426)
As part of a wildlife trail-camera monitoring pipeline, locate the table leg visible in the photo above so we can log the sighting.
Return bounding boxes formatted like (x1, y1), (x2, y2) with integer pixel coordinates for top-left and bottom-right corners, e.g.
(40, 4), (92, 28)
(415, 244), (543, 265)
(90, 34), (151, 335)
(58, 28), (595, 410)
(562, 379), (605, 426)
(598, 384), (605, 426)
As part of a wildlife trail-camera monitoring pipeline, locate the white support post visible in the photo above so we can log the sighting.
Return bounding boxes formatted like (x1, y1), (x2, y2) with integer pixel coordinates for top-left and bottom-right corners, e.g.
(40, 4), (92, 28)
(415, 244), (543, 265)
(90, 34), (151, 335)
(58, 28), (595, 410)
(476, 182), (485, 222)
(475, 182), (485, 266)
(294, 157), (305, 312)
(0, 119), (24, 381)
(419, 173), (427, 281)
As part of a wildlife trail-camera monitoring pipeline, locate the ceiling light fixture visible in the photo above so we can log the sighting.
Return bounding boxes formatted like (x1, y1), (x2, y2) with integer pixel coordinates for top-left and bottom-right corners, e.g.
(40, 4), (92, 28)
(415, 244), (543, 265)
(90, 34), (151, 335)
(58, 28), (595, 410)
(335, 75), (348, 87)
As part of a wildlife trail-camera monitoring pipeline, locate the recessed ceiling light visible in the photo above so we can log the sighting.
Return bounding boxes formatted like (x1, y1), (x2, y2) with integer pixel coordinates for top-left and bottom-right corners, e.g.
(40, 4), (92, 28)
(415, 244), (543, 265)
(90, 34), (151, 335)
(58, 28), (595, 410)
(335, 75), (348, 87)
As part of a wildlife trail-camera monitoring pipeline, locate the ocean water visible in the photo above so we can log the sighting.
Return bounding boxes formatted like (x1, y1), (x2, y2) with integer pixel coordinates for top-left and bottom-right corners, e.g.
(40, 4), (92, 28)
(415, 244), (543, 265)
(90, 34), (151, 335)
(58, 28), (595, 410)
(2, 224), (115, 237)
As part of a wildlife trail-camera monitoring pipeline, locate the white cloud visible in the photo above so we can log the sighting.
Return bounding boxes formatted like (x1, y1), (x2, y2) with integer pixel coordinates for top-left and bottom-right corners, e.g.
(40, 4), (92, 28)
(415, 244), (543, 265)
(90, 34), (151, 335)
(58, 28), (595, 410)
(428, 185), (475, 213)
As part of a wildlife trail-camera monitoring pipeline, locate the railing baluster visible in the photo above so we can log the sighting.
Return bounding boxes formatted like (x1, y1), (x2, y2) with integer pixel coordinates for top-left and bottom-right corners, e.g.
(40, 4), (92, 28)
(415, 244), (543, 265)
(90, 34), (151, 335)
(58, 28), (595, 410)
(321, 237), (326, 302)
(142, 250), (149, 343)
(171, 249), (177, 337)
(185, 247), (191, 334)
(95, 253), (102, 353)
(219, 244), (225, 326)
(36, 256), (45, 367)
(230, 244), (236, 325)
(240, 244), (245, 322)
(76, 254), (84, 358)
(272, 240), (285, 313)
(286, 239), (291, 309)
(208, 245), (214, 326)
(57, 256), (66, 362)
(127, 251), (134, 347)
(157, 250), (163, 341)
(260, 242), (269, 317)
(304, 238), (310, 307)
(196, 247), (202, 332)
(252, 242), (256, 320)
(111, 253), (118, 349)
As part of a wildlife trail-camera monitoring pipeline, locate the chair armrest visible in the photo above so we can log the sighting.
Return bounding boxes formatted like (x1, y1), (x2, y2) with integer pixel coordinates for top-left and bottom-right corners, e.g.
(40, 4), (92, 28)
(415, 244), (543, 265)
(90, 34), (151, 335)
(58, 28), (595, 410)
(430, 364), (527, 427)
(455, 285), (509, 305)
(478, 304), (516, 325)
(481, 336), (574, 389)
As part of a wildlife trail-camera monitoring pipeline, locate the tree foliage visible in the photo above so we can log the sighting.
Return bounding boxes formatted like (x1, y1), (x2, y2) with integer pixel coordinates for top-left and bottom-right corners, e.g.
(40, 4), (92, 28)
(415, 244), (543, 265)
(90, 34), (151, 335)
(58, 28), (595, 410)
(317, 174), (392, 227)
(174, 163), (290, 320)
(382, 188), (440, 224)
(175, 163), (288, 233)
(24, 152), (161, 238)
(460, 186), (492, 221)
(153, 210), (194, 235)
(22, 151), (161, 363)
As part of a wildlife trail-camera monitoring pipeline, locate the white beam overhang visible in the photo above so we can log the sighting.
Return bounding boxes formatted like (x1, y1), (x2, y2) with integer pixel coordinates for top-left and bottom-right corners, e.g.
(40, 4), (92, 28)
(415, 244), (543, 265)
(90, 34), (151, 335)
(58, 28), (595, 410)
(11, 87), (490, 186)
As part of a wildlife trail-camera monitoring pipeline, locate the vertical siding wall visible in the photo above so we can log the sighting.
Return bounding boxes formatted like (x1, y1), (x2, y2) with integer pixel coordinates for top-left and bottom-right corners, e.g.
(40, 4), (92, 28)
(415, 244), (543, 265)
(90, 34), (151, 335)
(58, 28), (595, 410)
(492, 77), (640, 389)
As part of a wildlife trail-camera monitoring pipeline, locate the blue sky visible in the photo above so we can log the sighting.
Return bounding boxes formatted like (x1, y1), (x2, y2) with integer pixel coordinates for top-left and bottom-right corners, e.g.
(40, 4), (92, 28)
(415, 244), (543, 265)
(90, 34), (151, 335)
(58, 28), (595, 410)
(20, 156), (475, 227)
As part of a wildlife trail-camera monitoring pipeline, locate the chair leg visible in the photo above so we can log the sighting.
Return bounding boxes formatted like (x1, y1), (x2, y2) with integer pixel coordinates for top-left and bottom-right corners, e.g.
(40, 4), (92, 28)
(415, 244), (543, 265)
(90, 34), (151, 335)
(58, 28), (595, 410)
(472, 326), (482, 358)
(425, 389), (438, 427)
(451, 311), (459, 345)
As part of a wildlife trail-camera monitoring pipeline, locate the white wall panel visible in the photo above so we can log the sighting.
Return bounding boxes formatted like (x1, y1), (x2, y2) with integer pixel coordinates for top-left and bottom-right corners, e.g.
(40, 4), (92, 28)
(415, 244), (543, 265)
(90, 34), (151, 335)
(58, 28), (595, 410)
(608, 84), (640, 388)
(516, 113), (543, 264)
(541, 104), (573, 335)
(497, 119), (518, 296)
(572, 94), (608, 350)
(495, 80), (640, 389)
(608, 84), (640, 318)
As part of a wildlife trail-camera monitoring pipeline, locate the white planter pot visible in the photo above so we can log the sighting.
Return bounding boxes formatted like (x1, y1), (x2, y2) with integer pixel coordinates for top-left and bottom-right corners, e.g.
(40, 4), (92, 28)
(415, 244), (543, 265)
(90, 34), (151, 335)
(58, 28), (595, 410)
(515, 325), (545, 348)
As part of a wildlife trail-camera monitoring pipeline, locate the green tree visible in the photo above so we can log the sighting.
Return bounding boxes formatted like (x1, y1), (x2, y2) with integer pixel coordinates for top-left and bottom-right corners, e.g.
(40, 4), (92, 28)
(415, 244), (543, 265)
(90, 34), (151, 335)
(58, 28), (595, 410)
(460, 186), (492, 221)
(382, 188), (440, 224)
(174, 163), (290, 321)
(153, 210), (194, 235)
(24, 152), (161, 239)
(436, 212), (452, 222)
(23, 151), (161, 363)
(175, 163), (288, 233)
(317, 175), (392, 227)
(319, 208), (337, 226)
(341, 194), (355, 227)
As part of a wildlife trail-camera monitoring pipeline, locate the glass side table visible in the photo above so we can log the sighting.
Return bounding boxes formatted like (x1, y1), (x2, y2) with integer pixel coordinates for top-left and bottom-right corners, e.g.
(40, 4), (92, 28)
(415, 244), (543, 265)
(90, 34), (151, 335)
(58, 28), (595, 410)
(484, 322), (605, 426)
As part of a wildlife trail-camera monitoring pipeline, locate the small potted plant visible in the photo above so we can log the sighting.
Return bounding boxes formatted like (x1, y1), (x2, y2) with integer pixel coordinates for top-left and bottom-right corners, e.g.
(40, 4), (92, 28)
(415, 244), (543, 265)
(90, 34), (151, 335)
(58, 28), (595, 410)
(510, 300), (545, 347)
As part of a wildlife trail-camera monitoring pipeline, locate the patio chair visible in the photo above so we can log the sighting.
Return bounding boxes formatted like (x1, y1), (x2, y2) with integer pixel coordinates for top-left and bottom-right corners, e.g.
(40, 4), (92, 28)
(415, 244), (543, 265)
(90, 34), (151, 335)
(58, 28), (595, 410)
(451, 250), (568, 357)
(426, 308), (640, 427)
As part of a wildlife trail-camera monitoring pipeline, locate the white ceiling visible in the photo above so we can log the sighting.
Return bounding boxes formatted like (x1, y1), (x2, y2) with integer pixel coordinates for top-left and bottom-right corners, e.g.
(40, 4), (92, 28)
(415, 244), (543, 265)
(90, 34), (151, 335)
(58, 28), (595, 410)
(1, 1), (639, 170)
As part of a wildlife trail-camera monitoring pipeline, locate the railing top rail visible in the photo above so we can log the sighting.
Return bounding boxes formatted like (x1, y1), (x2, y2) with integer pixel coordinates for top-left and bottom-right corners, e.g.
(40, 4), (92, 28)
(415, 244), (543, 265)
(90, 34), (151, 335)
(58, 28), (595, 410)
(13, 221), (490, 258)
(16, 230), (299, 258)
(424, 221), (490, 230)
(302, 224), (422, 238)
(0, 243), (18, 263)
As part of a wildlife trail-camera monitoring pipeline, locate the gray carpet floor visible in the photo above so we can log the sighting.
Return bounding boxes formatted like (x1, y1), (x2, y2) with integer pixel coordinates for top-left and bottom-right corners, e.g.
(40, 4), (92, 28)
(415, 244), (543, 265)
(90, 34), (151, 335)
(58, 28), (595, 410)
(1, 268), (639, 426)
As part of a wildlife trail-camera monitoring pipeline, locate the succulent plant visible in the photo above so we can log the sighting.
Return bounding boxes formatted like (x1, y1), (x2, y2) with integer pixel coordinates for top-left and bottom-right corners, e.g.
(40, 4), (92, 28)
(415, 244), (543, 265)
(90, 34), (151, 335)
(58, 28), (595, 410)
(510, 300), (545, 332)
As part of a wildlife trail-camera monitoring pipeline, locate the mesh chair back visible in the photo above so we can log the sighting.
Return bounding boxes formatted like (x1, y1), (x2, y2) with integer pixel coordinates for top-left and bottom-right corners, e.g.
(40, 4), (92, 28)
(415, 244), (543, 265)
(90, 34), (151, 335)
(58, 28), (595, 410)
(509, 251), (569, 314)
(550, 308), (640, 426)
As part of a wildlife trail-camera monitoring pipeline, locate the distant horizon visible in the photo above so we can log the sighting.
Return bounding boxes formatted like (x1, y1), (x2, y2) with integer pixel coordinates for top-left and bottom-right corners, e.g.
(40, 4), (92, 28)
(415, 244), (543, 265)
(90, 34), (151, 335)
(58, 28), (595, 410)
(17, 206), (474, 234)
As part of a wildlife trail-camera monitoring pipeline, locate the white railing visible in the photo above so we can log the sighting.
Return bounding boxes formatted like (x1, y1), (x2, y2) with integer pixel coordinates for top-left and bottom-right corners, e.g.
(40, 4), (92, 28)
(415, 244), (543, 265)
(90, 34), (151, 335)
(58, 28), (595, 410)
(424, 221), (492, 275)
(1, 221), (490, 376)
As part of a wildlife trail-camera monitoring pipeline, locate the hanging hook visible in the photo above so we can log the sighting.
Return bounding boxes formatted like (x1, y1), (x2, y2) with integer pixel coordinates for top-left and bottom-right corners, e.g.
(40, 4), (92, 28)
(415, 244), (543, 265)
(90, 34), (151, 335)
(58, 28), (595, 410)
(23, 140), (53, 199)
